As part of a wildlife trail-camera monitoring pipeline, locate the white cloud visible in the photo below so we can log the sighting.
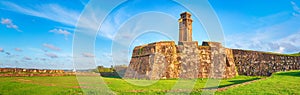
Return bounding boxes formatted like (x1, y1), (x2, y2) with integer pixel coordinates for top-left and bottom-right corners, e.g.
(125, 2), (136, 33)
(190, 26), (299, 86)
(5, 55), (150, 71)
(23, 57), (32, 60)
(0, 1), (79, 26)
(27, 47), (45, 53)
(75, 1), (139, 40)
(0, 1), (119, 40)
(79, 0), (88, 5)
(97, 7), (129, 39)
(43, 43), (61, 51)
(276, 47), (285, 53)
(226, 30), (300, 54)
(291, 1), (300, 16)
(225, 10), (300, 54)
(277, 31), (300, 52)
(293, 12), (300, 16)
(280, 32), (300, 45)
(0, 48), (3, 52)
(1, 18), (21, 32)
(45, 53), (58, 58)
(49, 28), (72, 40)
(82, 52), (95, 57)
(14, 48), (22, 52)
(40, 58), (47, 61)
(3, 51), (10, 55)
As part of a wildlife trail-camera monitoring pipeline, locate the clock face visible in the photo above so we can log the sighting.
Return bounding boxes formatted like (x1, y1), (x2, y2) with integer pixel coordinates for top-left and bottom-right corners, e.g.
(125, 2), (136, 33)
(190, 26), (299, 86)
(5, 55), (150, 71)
(178, 18), (183, 22)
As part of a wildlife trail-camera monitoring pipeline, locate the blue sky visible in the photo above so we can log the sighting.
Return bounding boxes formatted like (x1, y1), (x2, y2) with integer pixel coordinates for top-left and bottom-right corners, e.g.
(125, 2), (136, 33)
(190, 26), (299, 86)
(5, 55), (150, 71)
(0, 0), (300, 69)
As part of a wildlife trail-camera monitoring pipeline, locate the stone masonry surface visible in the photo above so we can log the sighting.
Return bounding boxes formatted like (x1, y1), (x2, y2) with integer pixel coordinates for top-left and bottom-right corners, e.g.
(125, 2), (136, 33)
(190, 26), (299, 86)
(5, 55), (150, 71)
(232, 49), (300, 76)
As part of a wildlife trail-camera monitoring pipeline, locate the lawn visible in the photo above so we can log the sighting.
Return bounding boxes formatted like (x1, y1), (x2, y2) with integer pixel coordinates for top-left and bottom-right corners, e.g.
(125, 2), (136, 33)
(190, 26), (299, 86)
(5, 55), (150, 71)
(0, 76), (83, 95)
(216, 70), (300, 95)
(0, 70), (299, 95)
(103, 75), (262, 94)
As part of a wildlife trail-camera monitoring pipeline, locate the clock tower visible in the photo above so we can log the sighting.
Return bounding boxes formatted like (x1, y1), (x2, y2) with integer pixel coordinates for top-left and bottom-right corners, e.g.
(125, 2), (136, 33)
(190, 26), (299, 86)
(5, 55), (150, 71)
(178, 12), (193, 42)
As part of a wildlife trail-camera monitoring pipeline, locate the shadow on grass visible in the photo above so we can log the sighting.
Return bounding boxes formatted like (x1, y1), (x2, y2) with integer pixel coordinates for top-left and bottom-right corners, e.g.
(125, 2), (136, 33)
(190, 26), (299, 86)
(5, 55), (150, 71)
(101, 76), (122, 79)
(98, 72), (123, 79)
(217, 78), (261, 88)
(275, 71), (300, 77)
(196, 77), (262, 90)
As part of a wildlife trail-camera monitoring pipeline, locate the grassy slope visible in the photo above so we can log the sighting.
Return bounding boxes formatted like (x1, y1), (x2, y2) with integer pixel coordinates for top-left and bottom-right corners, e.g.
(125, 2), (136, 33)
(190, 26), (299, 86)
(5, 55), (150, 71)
(290, 53), (300, 56)
(0, 70), (299, 95)
(216, 70), (300, 95)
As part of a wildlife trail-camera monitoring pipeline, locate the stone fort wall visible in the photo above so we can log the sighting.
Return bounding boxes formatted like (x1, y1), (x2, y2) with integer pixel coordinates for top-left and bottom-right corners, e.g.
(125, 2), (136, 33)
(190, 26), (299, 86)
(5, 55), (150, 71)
(125, 41), (179, 79)
(124, 41), (237, 79)
(232, 49), (300, 76)
(125, 41), (300, 80)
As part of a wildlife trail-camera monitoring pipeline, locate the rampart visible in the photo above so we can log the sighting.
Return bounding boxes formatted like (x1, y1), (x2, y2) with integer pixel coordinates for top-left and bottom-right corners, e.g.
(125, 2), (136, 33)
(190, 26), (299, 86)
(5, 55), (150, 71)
(125, 41), (300, 80)
(124, 41), (237, 79)
(232, 49), (300, 76)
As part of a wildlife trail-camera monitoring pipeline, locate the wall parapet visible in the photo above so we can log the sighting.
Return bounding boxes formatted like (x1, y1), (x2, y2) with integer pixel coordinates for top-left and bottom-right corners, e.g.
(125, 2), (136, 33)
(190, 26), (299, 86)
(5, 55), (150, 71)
(232, 49), (300, 76)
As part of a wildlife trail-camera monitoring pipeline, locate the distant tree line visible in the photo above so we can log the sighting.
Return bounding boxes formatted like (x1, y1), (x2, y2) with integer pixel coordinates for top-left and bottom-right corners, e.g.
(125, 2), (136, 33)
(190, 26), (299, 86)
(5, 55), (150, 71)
(94, 65), (127, 73)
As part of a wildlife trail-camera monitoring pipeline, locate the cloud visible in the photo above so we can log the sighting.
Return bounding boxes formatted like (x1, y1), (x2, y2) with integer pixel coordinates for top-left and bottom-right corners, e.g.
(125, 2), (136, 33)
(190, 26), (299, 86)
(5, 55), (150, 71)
(23, 57), (32, 60)
(277, 31), (300, 52)
(0, 1), (80, 26)
(45, 53), (58, 58)
(43, 43), (61, 51)
(1, 18), (21, 32)
(40, 58), (47, 61)
(103, 52), (112, 58)
(14, 48), (22, 52)
(5, 52), (10, 55)
(278, 42), (300, 53)
(79, 0), (88, 5)
(277, 47), (285, 53)
(291, 1), (300, 16)
(49, 28), (72, 40)
(226, 30), (300, 54)
(82, 52), (95, 57)
(0, 1), (111, 39)
(225, 10), (300, 54)
(27, 47), (46, 53)
(0, 48), (3, 52)
(96, 6), (132, 40)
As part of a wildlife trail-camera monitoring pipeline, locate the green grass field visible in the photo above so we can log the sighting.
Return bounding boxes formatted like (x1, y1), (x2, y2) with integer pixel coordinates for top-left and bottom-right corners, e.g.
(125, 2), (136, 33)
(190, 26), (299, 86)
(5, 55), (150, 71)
(216, 70), (300, 95)
(0, 76), (83, 95)
(0, 70), (299, 95)
(103, 75), (262, 95)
